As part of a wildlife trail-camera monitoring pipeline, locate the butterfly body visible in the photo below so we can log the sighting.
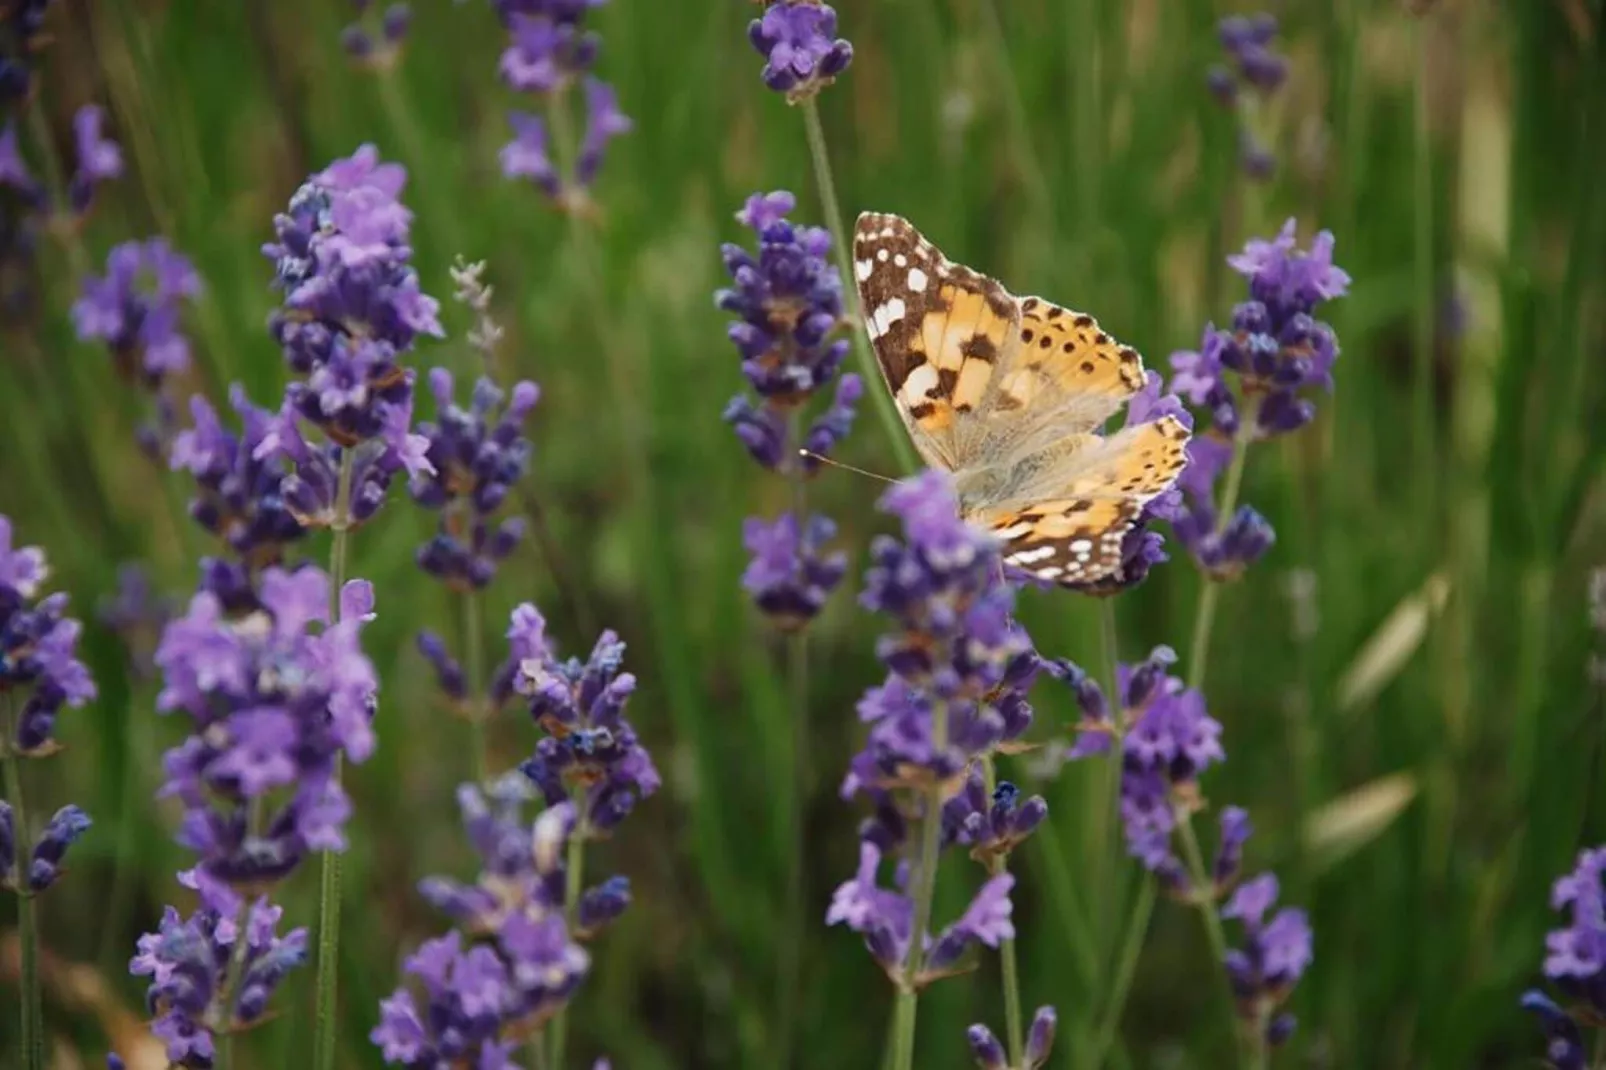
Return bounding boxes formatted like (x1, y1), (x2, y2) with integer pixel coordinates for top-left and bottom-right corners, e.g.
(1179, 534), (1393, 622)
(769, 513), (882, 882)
(853, 212), (1190, 587)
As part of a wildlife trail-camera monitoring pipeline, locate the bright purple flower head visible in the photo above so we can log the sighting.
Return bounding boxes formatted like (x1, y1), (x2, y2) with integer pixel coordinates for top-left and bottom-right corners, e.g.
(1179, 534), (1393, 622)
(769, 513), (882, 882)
(412, 778), (592, 1031)
(1537, 846), (1606, 1022)
(1, 803), (91, 892)
(826, 840), (1015, 984)
(154, 567), (379, 888)
(512, 604), (659, 832)
(943, 769), (1048, 860)
(1221, 873), (1312, 1044)
(0, 516), (95, 755)
(371, 931), (521, 1067)
(73, 238), (202, 386)
(409, 368), (536, 591)
(495, 1), (601, 94)
(740, 513), (848, 630)
(748, 0), (853, 101)
(262, 144), (440, 451)
(130, 868), (308, 1066)
(66, 105), (122, 213)
(170, 386), (308, 565)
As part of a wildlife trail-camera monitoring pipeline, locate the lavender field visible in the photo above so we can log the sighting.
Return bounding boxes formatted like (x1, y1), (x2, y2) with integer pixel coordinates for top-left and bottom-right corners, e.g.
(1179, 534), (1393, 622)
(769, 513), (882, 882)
(1, 1), (1603, 1068)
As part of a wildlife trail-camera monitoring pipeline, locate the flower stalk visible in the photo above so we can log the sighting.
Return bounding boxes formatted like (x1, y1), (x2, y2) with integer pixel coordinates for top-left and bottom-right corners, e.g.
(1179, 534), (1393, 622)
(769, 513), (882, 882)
(1, 695), (43, 1070)
(890, 699), (948, 1070)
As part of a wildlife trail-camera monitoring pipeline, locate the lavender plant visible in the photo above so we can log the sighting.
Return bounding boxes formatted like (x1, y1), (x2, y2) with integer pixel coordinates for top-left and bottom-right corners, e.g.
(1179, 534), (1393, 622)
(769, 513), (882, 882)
(719, 186), (858, 1057)
(829, 471), (1046, 1070)
(341, 0), (411, 68)
(73, 238), (203, 454)
(493, 0), (631, 213)
(1206, 13), (1288, 180)
(510, 601), (659, 1066)
(1522, 846), (1606, 1068)
(0, 515), (95, 1070)
(256, 141), (439, 1070)
(408, 332), (536, 782)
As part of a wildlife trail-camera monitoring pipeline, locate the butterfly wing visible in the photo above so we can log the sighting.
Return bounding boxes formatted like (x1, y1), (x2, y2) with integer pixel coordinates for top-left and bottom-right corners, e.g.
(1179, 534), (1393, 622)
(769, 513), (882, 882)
(967, 415), (1192, 586)
(854, 212), (1020, 472)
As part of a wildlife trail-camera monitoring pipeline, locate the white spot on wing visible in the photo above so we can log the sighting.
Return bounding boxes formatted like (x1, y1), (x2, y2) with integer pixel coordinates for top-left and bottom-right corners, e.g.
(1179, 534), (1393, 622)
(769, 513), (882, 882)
(877, 249), (889, 262)
(902, 363), (939, 401)
(855, 259), (873, 282)
(907, 267), (928, 293)
(994, 522), (1033, 541)
(1007, 546), (1056, 565)
(871, 297), (906, 338)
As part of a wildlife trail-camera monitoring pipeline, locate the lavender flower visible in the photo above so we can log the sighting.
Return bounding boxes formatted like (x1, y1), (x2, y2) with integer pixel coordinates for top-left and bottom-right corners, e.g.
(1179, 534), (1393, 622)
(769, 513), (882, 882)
(1205, 14), (1286, 179)
(66, 104), (123, 211)
(826, 840), (1014, 983)
(341, 0), (411, 67)
(512, 604), (660, 831)
(748, 0), (853, 102)
(0, 120), (41, 202)
(383, 776), (589, 1057)
(409, 368), (535, 590)
(154, 566), (378, 889)
(373, 931), (520, 1067)
(493, 0), (629, 207)
(71, 237), (201, 447)
(1, 802), (89, 892)
(99, 562), (174, 678)
(1054, 647), (1224, 887)
(1522, 846), (1606, 1063)
(967, 1006), (1055, 1069)
(170, 386), (308, 566)
(943, 769), (1048, 861)
(1168, 221), (1348, 579)
(0, 515), (96, 755)
(740, 513), (847, 631)
(129, 868), (308, 1066)
(1221, 873), (1313, 1045)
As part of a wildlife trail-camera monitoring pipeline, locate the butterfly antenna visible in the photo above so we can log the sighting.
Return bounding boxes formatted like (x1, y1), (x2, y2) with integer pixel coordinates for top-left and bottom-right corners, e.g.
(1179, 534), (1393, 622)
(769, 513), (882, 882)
(797, 448), (899, 485)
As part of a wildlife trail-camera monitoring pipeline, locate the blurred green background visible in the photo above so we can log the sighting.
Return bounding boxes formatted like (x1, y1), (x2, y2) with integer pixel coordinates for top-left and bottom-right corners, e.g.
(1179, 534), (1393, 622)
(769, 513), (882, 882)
(3, 0), (1604, 1067)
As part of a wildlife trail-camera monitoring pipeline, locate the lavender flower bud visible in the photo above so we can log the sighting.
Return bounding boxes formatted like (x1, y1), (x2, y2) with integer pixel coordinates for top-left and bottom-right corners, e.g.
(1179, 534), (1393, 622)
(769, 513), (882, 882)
(1024, 1005), (1058, 1068)
(966, 1024), (1007, 1070)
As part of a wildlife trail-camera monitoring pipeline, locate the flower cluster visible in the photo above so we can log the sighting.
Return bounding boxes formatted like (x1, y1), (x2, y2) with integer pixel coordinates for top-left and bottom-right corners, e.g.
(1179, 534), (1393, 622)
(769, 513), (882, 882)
(72, 238), (203, 409)
(720, 190), (860, 627)
(512, 603), (660, 833)
(1521, 846), (1606, 1068)
(1167, 221), (1348, 579)
(409, 368), (536, 590)
(1222, 874), (1313, 1046)
(748, 0), (853, 102)
(967, 1006), (1057, 1070)
(169, 386), (308, 569)
(830, 473), (1042, 983)
(341, 0), (411, 67)
(153, 566), (379, 889)
(129, 868), (308, 1066)
(0, 104), (121, 312)
(1, 802), (90, 893)
(1055, 647), (1230, 886)
(1, 516), (96, 755)
(374, 778), (591, 1064)
(258, 146), (437, 537)
(494, 0), (631, 209)
(1206, 13), (1287, 180)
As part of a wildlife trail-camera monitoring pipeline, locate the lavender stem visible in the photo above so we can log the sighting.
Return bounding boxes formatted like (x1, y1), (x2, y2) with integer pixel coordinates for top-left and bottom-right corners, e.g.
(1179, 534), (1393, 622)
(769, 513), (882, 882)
(1185, 401), (1256, 694)
(1091, 600), (1124, 952)
(2, 696), (43, 1070)
(312, 448), (356, 1070)
(800, 99), (919, 475)
(548, 794), (590, 1069)
(775, 411), (811, 1067)
(981, 754), (1025, 1065)
(889, 700), (949, 1070)
(1089, 875), (1155, 1068)
(464, 587), (488, 787)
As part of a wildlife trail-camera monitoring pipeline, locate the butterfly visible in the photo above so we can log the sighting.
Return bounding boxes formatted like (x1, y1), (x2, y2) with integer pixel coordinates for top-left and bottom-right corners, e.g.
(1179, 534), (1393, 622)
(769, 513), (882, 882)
(853, 212), (1190, 587)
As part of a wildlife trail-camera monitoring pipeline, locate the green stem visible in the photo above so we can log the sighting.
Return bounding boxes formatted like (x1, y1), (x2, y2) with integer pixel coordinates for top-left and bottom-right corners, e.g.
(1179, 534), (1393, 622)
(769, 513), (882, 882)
(1184, 410), (1255, 693)
(981, 756), (1025, 1066)
(889, 703), (949, 1070)
(1091, 599), (1124, 959)
(777, 418), (810, 1068)
(1410, 16), (1437, 533)
(2, 698), (43, 1070)
(464, 586), (488, 787)
(1089, 876), (1155, 1068)
(800, 99), (919, 475)
(548, 796), (589, 1069)
(312, 450), (356, 1070)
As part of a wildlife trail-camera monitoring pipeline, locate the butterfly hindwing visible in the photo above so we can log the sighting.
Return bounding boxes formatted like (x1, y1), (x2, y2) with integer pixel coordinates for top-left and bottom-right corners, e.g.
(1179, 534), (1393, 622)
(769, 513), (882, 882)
(854, 212), (1019, 470)
(996, 296), (1146, 425)
(969, 416), (1191, 586)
